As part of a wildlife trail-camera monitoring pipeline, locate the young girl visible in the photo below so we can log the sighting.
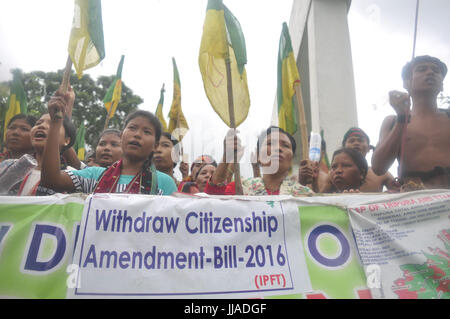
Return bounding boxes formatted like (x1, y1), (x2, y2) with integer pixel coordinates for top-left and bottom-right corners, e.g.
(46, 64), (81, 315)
(0, 112), (76, 195)
(94, 129), (123, 168)
(40, 92), (177, 195)
(329, 148), (368, 193)
(153, 132), (179, 185)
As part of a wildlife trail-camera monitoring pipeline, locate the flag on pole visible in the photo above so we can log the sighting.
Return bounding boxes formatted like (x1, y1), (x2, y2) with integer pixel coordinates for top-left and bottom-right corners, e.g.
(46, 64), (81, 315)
(68, 0), (105, 79)
(3, 73), (27, 141)
(168, 57), (189, 141)
(277, 22), (300, 135)
(103, 55), (124, 119)
(155, 84), (168, 132)
(198, 0), (250, 128)
(73, 122), (86, 160)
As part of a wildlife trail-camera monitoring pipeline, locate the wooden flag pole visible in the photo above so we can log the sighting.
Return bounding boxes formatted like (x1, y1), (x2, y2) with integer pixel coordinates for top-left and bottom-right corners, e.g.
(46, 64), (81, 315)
(225, 57), (243, 195)
(56, 55), (73, 119)
(294, 83), (309, 161)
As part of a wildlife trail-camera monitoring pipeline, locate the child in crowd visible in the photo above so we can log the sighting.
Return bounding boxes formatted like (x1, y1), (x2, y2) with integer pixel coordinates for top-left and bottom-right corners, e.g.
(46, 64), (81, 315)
(329, 148), (368, 193)
(40, 89), (177, 195)
(0, 112), (76, 195)
(153, 132), (180, 185)
(94, 129), (122, 168)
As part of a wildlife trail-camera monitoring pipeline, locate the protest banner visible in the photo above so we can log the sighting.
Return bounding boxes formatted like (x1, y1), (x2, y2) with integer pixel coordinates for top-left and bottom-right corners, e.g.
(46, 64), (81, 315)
(67, 194), (311, 298)
(347, 190), (450, 299)
(0, 195), (85, 298)
(0, 190), (448, 299)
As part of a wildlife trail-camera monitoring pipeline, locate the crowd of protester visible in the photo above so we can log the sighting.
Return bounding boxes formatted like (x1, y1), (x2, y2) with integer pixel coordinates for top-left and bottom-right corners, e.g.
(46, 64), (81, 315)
(0, 55), (449, 197)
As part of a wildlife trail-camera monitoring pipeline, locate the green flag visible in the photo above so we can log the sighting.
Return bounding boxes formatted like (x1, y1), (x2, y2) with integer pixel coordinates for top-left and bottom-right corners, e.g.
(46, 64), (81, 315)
(73, 122), (86, 160)
(103, 55), (124, 119)
(155, 84), (168, 132)
(168, 57), (189, 141)
(277, 22), (300, 135)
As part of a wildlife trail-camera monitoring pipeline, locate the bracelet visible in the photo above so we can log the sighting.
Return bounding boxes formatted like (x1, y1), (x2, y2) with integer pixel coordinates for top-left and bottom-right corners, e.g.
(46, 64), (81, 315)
(396, 114), (410, 123)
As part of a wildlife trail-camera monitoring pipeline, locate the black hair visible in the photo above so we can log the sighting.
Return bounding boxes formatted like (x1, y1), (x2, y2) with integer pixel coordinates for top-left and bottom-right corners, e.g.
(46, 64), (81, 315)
(401, 55), (447, 81)
(331, 148), (368, 185)
(123, 110), (162, 144)
(342, 127), (370, 147)
(95, 128), (121, 147)
(158, 132), (179, 168)
(160, 132), (179, 147)
(7, 114), (37, 129)
(256, 126), (296, 157)
(61, 115), (76, 153)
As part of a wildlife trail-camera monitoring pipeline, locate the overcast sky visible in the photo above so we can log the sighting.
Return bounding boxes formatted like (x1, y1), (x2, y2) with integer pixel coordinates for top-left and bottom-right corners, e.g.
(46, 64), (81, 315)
(0, 0), (449, 179)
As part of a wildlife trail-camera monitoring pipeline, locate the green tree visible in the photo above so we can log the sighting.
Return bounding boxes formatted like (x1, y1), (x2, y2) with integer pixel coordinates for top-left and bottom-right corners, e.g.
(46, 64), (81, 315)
(0, 68), (144, 150)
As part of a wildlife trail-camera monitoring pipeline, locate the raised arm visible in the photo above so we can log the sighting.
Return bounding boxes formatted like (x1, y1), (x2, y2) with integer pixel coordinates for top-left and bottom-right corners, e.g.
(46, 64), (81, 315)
(210, 129), (244, 186)
(40, 90), (76, 192)
(371, 91), (410, 175)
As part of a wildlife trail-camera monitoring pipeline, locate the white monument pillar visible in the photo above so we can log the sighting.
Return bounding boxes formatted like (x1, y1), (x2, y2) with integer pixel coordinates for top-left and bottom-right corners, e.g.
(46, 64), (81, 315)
(287, 0), (358, 163)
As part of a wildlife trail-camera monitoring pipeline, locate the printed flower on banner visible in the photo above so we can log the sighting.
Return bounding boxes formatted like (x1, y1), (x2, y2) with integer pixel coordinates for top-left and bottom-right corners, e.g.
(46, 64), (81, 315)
(391, 229), (450, 299)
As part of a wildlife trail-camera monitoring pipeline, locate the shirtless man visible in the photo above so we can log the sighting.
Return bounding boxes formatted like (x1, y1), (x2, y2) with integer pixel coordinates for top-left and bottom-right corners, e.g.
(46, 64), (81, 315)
(371, 55), (450, 190)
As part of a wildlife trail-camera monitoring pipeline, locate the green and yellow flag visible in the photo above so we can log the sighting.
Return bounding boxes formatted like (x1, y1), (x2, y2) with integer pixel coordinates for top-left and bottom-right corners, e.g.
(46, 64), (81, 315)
(168, 57), (189, 141)
(3, 73), (27, 141)
(277, 22), (300, 135)
(73, 122), (86, 160)
(199, 0), (250, 128)
(103, 55), (124, 119)
(68, 0), (105, 79)
(155, 84), (168, 132)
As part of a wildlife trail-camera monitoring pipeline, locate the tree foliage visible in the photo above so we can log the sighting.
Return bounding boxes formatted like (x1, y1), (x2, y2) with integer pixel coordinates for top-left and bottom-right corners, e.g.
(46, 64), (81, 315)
(0, 68), (144, 150)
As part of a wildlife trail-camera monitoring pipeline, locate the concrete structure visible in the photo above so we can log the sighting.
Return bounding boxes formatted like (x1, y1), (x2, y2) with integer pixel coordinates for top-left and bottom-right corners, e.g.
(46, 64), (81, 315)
(275, 0), (358, 166)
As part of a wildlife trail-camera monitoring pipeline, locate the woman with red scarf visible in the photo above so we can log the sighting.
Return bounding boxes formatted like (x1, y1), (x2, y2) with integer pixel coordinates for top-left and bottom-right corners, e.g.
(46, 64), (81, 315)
(40, 90), (176, 196)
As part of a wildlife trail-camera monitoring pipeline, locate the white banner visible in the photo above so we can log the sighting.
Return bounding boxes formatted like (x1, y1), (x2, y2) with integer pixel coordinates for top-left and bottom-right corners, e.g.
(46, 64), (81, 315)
(347, 191), (450, 299)
(68, 194), (312, 298)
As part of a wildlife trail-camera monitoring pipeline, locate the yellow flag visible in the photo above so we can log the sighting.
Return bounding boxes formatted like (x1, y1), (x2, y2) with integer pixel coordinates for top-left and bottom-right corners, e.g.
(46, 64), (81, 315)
(3, 73), (27, 141)
(198, 0), (250, 128)
(68, 0), (105, 79)
(168, 58), (189, 141)
(277, 22), (300, 135)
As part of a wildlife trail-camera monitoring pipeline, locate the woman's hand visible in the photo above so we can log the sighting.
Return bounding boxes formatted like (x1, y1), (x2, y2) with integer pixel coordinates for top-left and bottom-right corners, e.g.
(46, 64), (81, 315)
(222, 129), (244, 164)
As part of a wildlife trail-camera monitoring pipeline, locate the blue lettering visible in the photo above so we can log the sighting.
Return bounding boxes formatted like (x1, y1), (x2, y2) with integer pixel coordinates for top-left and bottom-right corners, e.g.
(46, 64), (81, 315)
(185, 212), (198, 234)
(24, 224), (66, 272)
(95, 209), (112, 231)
